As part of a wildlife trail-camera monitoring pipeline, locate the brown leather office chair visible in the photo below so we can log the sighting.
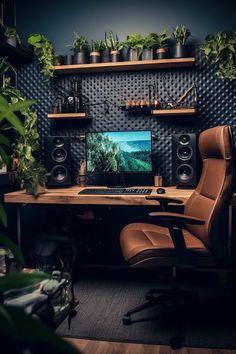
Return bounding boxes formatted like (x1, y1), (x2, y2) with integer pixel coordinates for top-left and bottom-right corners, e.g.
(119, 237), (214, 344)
(120, 125), (235, 347)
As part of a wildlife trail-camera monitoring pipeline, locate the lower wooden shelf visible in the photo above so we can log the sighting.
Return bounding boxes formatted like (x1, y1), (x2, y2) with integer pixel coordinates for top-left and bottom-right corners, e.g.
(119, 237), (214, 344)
(151, 108), (196, 116)
(47, 113), (88, 119)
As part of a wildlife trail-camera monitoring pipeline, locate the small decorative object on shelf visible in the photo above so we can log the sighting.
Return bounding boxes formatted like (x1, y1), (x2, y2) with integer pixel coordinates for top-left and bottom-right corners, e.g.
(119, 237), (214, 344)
(51, 77), (89, 115)
(67, 32), (89, 64)
(171, 25), (191, 58)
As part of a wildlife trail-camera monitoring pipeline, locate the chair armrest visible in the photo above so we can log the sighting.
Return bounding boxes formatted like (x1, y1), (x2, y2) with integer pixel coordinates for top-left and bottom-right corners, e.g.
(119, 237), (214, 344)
(146, 196), (183, 211)
(148, 212), (205, 226)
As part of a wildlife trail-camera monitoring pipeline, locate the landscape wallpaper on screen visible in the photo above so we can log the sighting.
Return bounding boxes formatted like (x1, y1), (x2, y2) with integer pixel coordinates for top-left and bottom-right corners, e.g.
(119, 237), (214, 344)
(86, 131), (152, 173)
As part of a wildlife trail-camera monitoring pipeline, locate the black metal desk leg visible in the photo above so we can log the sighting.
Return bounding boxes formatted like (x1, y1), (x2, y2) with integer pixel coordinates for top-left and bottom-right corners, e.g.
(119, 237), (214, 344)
(17, 204), (22, 251)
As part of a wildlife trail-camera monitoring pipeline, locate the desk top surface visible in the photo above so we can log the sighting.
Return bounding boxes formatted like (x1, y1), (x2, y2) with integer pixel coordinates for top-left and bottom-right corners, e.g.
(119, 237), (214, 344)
(4, 186), (193, 206)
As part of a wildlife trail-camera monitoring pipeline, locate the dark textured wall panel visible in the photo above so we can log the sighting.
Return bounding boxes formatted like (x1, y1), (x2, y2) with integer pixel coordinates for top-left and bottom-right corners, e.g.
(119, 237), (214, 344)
(17, 47), (236, 185)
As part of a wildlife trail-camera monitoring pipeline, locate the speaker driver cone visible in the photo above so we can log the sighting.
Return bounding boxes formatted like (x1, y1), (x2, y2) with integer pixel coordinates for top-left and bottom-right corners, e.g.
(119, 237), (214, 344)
(51, 165), (68, 182)
(177, 146), (193, 161)
(179, 135), (190, 145)
(52, 148), (67, 162)
(53, 137), (64, 147)
(176, 164), (193, 183)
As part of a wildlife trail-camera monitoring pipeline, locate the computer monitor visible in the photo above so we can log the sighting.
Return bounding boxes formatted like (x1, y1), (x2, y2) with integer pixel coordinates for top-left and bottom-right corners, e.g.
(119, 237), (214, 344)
(86, 130), (152, 186)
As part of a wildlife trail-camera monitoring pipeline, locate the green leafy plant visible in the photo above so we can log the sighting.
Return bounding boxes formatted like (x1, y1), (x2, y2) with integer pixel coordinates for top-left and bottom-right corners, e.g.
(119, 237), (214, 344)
(172, 25), (191, 45)
(0, 76), (48, 197)
(0, 95), (81, 354)
(68, 32), (88, 52)
(91, 40), (103, 52)
(4, 26), (21, 45)
(142, 33), (156, 49)
(105, 31), (122, 51)
(122, 32), (144, 59)
(202, 31), (236, 80)
(27, 33), (54, 79)
(149, 30), (169, 48)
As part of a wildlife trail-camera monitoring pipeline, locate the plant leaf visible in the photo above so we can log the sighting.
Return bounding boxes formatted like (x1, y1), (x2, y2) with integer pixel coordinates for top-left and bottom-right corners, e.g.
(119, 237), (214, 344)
(0, 232), (25, 266)
(0, 203), (7, 227)
(0, 306), (82, 354)
(0, 272), (50, 293)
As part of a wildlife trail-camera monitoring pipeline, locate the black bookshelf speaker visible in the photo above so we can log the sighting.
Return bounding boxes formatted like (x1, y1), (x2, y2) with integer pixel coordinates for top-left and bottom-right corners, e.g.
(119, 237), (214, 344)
(172, 133), (199, 188)
(45, 136), (72, 187)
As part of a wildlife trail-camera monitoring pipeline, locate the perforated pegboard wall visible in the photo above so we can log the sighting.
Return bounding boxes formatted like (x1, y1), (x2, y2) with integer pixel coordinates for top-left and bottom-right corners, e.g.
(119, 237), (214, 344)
(17, 46), (236, 185)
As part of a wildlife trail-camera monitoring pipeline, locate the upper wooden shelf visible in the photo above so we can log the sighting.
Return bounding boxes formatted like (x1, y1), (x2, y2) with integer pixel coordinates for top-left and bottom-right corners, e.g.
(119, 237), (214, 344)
(0, 39), (34, 65)
(53, 57), (195, 74)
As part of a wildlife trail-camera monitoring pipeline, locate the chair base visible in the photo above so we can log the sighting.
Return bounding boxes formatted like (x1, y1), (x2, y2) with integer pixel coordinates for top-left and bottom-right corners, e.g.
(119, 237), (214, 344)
(122, 287), (198, 349)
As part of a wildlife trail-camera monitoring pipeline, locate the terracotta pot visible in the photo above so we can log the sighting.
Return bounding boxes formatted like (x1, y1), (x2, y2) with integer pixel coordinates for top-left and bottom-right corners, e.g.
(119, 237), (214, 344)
(110, 50), (120, 62)
(155, 48), (168, 59)
(90, 51), (100, 63)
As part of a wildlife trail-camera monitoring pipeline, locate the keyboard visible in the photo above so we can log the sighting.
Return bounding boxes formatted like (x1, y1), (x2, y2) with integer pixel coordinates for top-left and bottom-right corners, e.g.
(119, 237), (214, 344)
(78, 188), (152, 195)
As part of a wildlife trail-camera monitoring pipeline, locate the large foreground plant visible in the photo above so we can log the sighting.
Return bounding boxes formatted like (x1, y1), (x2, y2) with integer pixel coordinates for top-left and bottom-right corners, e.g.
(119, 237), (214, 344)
(0, 96), (81, 353)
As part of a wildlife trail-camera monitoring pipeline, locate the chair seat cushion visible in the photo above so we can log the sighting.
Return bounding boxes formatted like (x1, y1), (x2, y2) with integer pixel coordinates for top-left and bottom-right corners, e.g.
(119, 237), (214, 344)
(120, 223), (214, 266)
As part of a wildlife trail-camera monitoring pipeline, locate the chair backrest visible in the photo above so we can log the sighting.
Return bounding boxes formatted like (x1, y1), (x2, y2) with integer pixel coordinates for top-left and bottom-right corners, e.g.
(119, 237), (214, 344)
(184, 125), (235, 259)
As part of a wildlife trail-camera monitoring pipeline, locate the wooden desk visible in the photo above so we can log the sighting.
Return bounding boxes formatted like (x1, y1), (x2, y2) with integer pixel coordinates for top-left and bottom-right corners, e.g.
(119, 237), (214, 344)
(4, 185), (193, 205)
(4, 186), (193, 249)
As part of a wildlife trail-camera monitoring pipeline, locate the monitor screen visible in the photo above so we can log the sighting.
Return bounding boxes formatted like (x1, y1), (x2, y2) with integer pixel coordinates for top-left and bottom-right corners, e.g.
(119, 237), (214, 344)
(86, 130), (152, 173)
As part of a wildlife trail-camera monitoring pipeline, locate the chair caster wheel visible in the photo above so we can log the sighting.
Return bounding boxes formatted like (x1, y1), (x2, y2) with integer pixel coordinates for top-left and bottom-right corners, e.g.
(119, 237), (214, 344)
(123, 314), (131, 325)
(170, 336), (183, 350)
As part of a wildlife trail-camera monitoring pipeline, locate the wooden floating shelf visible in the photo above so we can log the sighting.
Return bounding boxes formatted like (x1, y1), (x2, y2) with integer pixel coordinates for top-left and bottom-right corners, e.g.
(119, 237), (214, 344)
(151, 108), (196, 116)
(47, 113), (88, 119)
(53, 58), (195, 74)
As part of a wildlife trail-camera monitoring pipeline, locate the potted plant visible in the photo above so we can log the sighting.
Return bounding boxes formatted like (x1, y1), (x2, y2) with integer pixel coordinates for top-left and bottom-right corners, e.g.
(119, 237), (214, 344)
(105, 31), (122, 62)
(100, 37), (110, 63)
(0, 97), (81, 354)
(27, 33), (54, 79)
(90, 40), (102, 63)
(67, 32), (89, 64)
(1, 78), (49, 197)
(171, 25), (191, 58)
(142, 33), (155, 60)
(4, 26), (21, 47)
(122, 33), (144, 61)
(53, 54), (63, 66)
(202, 31), (236, 80)
(149, 30), (170, 59)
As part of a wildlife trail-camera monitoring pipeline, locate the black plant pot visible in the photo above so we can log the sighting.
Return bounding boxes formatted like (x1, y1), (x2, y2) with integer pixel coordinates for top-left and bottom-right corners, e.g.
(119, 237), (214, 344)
(155, 48), (168, 59)
(101, 49), (110, 63)
(142, 49), (153, 60)
(172, 44), (188, 58)
(73, 51), (89, 64)
(64, 54), (73, 65)
(90, 52), (100, 63)
(120, 48), (129, 61)
(110, 50), (120, 62)
(53, 55), (63, 66)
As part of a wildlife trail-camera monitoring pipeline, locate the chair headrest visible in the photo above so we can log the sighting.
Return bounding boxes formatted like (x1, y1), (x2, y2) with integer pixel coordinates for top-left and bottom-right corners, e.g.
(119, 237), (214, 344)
(199, 125), (233, 160)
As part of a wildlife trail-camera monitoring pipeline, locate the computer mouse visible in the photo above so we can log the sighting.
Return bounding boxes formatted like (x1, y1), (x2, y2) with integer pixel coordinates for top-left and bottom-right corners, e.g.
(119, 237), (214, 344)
(157, 187), (166, 194)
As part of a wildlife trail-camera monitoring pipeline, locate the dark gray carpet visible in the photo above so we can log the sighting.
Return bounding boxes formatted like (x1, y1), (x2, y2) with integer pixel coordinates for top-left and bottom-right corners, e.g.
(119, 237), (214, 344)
(56, 270), (236, 349)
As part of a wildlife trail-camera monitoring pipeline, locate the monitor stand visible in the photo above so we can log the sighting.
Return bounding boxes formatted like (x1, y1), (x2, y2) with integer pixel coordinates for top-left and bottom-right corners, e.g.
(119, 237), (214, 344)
(107, 172), (132, 188)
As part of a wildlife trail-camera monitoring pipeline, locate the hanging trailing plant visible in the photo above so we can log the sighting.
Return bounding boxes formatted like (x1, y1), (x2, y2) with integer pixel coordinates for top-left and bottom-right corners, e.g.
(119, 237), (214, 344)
(202, 31), (236, 80)
(27, 33), (54, 79)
